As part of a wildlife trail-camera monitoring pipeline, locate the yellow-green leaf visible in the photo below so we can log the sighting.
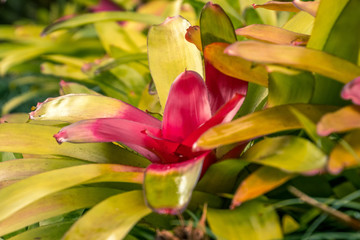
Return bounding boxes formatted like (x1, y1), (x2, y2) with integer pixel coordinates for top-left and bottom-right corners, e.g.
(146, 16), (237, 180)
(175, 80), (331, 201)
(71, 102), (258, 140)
(63, 191), (151, 240)
(207, 200), (282, 240)
(0, 187), (121, 236)
(252, 1), (299, 12)
(204, 42), (268, 87)
(236, 24), (310, 45)
(225, 41), (360, 84)
(328, 130), (360, 174)
(42, 11), (165, 35)
(148, 16), (203, 109)
(232, 166), (293, 208)
(195, 104), (337, 150)
(0, 164), (144, 222)
(242, 136), (327, 173)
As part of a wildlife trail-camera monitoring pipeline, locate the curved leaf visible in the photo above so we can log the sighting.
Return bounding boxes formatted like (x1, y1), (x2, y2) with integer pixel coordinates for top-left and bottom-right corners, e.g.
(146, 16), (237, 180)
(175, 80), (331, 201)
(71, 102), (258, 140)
(236, 24), (310, 45)
(232, 166), (293, 208)
(204, 42), (268, 87)
(242, 136), (327, 174)
(0, 158), (86, 188)
(317, 105), (360, 136)
(207, 200), (282, 240)
(195, 104), (337, 150)
(225, 41), (360, 84)
(63, 191), (151, 240)
(328, 130), (360, 174)
(252, 1), (299, 12)
(148, 16), (203, 109)
(30, 94), (161, 127)
(59, 80), (100, 95)
(0, 123), (150, 166)
(0, 187), (121, 236)
(0, 164), (144, 222)
(42, 11), (164, 35)
(7, 222), (73, 240)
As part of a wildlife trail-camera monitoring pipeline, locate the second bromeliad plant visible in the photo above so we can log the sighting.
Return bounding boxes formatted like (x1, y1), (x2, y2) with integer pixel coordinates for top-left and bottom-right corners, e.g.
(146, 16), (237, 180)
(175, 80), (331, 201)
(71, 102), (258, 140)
(1, 0), (360, 239)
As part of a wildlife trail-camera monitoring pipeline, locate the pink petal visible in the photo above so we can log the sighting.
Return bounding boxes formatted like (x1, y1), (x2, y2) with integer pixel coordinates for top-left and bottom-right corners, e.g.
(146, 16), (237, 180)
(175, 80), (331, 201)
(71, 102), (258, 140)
(54, 118), (163, 163)
(162, 71), (212, 142)
(341, 77), (360, 105)
(181, 93), (245, 148)
(205, 60), (248, 114)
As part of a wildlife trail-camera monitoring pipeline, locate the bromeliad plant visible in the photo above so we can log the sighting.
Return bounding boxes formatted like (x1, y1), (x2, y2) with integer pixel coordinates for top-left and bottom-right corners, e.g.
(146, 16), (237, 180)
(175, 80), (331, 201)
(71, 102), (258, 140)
(1, 0), (360, 239)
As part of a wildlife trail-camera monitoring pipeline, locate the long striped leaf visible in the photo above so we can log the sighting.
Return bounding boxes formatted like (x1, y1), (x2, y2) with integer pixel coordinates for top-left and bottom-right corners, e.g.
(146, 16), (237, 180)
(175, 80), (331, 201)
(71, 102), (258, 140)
(225, 41), (360, 84)
(0, 164), (144, 222)
(42, 12), (165, 35)
(0, 187), (121, 236)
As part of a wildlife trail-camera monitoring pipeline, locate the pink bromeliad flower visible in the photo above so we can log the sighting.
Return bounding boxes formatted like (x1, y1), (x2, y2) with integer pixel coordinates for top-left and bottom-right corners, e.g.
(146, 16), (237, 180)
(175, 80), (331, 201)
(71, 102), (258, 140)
(50, 69), (247, 213)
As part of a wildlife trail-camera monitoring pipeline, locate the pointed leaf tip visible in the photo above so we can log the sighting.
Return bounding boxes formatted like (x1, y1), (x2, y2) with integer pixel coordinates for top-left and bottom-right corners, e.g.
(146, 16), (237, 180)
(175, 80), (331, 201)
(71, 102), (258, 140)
(53, 131), (67, 144)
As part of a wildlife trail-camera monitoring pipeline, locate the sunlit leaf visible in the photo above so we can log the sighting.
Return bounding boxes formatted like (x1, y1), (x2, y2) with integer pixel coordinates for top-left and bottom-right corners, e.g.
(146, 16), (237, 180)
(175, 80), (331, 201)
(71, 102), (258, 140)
(29, 94), (161, 128)
(0, 123), (150, 166)
(317, 105), (360, 136)
(207, 200), (282, 240)
(225, 41), (360, 84)
(232, 166), (293, 208)
(239, 0), (277, 26)
(0, 164), (144, 222)
(63, 191), (151, 240)
(236, 24), (310, 45)
(328, 130), (360, 174)
(144, 155), (204, 214)
(42, 11), (165, 35)
(242, 136), (327, 174)
(0, 187), (121, 236)
(41, 62), (89, 81)
(147, 16), (203, 108)
(195, 104), (337, 150)
(0, 113), (29, 124)
(0, 158), (86, 188)
(282, 11), (314, 34)
(252, 1), (299, 12)
(267, 66), (314, 107)
(59, 80), (100, 95)
(204, 42), (268, 87)
(0, 46), (52, 75)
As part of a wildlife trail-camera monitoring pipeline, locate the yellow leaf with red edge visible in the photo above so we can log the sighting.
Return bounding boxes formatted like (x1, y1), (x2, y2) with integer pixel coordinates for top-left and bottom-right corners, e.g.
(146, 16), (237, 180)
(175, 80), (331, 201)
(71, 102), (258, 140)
(252, 1), (300, 12)
(225, 41), (360, 84)
(204, 42), (268, 87)
(231, 166), (293, 208)
(328, 130), (360, 174)
(317, 105), (360, 136)
(236, 24), (310, 46)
